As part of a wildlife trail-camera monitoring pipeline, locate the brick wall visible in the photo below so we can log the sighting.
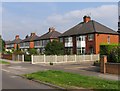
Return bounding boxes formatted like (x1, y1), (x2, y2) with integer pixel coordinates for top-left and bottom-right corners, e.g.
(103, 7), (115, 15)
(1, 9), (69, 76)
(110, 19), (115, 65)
(2, 54), (12, 60)
(95, 34), (119, 54)
(106, 63), (120, 75)
(100, 55), (120, 75)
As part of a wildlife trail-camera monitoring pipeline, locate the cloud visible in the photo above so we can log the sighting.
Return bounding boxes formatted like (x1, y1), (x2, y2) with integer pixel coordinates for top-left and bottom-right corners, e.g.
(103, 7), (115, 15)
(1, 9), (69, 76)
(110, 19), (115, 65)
(45, 5), (118, 32)
(2, 4), (118, 40)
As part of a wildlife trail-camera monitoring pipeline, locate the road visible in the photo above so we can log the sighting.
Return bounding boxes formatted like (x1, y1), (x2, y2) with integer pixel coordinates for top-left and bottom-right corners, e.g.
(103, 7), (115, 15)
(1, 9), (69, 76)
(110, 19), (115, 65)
(1, 62), (60, 90)
(1, 59), (119, 90)
(2, 71), (54, 89)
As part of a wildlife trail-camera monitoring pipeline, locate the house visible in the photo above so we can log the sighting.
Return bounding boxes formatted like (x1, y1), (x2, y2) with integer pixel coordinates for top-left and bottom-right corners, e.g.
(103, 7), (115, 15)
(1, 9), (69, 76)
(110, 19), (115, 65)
(59, 16), (119, 55)
(5, 35), (22, 51)
(34, 27), (61, 54)
(20, 33), (38, 52)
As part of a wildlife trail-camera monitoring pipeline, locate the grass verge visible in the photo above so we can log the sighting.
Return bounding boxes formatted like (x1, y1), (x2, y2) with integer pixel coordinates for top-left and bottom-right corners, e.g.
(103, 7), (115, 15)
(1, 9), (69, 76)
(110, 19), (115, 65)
(23, 70), (119, 90)
(0, 60), (10, 64)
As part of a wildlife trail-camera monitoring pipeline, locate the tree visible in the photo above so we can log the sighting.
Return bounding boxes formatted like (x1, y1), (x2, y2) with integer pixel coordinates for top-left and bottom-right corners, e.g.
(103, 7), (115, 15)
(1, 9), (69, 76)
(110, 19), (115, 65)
(45, 40), (64, 55)
(0, 36), (5, 52)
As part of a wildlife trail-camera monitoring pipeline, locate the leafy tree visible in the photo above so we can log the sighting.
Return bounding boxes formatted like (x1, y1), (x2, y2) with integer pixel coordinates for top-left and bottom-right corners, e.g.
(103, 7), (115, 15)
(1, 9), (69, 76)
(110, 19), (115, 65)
(45, 40), (64, 55)
(0, 36), (5, 52)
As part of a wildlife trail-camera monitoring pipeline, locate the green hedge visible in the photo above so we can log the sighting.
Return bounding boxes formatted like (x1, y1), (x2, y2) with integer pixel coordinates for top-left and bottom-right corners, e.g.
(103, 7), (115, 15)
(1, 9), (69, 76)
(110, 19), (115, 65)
(100, 44), (120, 63)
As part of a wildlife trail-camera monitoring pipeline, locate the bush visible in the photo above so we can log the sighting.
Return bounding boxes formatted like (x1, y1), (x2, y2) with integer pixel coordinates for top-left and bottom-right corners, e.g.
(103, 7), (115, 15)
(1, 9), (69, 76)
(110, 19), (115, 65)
(100, 44), (118, 55)
(28, 48), (38, 55)
(45, 40), (64, 55)
(109, 46), (120, 63)
(100, 44), (120, 63)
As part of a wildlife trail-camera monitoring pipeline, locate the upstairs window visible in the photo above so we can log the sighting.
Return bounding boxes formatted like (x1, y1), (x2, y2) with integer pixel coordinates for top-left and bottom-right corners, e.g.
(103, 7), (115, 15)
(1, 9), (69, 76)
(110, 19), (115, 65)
(88, 34), (94, 41)
(107, 36), (110, 44)
(59, 38), (63, 42)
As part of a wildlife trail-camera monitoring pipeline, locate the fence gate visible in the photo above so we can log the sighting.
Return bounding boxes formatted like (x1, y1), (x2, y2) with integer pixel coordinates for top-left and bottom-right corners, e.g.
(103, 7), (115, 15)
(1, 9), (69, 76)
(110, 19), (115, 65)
(24, 55), (31, 62)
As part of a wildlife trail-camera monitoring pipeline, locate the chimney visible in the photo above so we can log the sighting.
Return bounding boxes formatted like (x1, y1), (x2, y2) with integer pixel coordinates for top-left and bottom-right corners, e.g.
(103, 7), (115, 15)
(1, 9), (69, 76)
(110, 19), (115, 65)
(25, 35), (29, 38)
(83, 15), (91, 23)
(49, 27), (55, 32)
(15, 35), (19, 39)
(31, 33), (36, 36)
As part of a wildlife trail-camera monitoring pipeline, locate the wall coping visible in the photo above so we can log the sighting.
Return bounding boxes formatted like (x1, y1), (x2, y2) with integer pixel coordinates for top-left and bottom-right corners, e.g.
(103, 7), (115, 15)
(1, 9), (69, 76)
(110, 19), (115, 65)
(106, 62), (120, 65)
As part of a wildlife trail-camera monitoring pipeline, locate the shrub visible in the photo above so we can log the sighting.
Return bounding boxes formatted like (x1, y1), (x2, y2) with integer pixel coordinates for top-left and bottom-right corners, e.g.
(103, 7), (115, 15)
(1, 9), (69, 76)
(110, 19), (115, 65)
(109, 46), (120, 63)
(100, 44), (120, 63)
(100, 44), (118, 55)
(28, 48), (38, 55)
(45, 40), (64, 55)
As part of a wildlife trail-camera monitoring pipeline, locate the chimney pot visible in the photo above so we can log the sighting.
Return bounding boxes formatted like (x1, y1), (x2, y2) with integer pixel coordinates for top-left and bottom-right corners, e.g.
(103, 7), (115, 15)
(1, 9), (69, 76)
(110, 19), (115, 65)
(15, 35), (19, 39)
(31, 33), (36, 36)
(49, 27), (55, 32)
(83, 15), (91, 23)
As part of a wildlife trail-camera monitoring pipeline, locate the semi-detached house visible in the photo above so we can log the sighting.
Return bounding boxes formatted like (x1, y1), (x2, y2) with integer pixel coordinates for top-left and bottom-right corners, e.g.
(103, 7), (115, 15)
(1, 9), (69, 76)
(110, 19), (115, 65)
(59, 16), (119, 55)
(34, 27), (61, 54)
(20, 33), (38, 52)
(5, 35), (22, 51)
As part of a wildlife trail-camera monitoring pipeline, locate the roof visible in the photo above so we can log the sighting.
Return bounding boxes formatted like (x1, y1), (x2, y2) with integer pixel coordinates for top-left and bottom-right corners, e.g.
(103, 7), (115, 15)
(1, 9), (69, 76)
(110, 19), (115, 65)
(21, 35), (39, 43)
(35, 31), (61, 41)
(60, 20), (118, 37)
(5, 38), (22, 45)
(5, 41), (12, 45)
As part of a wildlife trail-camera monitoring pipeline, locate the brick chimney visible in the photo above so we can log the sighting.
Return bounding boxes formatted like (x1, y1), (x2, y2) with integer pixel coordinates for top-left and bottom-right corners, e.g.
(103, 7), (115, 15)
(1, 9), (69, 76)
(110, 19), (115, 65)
(83, 15), (91, 23)
(49, 27), (55, 32)
(31, 33), (36, 36)
(15, 35), (19, 39)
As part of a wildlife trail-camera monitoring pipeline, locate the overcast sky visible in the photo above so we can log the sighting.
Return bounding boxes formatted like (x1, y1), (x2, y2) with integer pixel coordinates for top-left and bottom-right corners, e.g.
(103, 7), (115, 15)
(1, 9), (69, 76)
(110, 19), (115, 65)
(1, 2), (119, 40)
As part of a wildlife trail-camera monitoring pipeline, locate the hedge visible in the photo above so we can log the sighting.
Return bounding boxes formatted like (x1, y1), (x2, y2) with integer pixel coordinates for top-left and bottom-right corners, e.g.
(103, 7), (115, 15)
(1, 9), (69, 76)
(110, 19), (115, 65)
(100, 44), (120, 63)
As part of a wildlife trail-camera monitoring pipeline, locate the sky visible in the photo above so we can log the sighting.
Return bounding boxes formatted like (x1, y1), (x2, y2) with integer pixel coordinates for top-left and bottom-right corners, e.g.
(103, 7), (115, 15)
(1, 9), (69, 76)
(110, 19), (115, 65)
(1, 2), (119, 40)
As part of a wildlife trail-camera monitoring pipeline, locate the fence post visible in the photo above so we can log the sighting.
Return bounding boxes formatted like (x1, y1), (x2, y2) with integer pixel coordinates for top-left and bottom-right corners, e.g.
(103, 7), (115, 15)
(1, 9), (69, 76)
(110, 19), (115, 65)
(31, 55), (34, 64)
(18, 55), (19, 61)
(75, 55), (76, 62)
(22, 55), (24, 62)
(55, 55), (57, 63)
(91, 54), (93, 61)
(65, 55), (67, 62)
(44, 54), (46, 63)
(100, 55), (107, 73)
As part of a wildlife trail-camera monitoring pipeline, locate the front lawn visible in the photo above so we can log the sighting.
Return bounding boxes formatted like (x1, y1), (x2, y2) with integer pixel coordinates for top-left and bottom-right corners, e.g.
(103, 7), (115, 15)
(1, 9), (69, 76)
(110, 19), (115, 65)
(0, 60), (10, 64)
(24, 70), (119, 90)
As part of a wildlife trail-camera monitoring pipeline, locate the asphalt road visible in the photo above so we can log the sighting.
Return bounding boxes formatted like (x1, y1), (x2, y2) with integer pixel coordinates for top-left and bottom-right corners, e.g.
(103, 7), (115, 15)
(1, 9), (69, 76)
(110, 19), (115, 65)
(2, 70), (57, 90)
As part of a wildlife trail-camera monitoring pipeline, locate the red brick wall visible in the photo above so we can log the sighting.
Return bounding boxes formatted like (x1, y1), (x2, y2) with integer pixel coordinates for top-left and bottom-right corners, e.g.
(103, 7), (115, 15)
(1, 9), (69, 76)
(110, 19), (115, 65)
(30, 41), (34, 48)
(85, 34), (95, 54)
(95, 34), (119, 54)
(2, 54), (12, 60)
(72, 36), (76, 54)
(106, 63), (120, 75)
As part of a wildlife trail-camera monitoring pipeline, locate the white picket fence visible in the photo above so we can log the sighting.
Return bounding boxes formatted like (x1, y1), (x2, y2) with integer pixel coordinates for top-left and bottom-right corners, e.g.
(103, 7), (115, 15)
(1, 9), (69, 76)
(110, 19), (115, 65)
(12, 54), (24, 62)
(31, 54), (99, 64)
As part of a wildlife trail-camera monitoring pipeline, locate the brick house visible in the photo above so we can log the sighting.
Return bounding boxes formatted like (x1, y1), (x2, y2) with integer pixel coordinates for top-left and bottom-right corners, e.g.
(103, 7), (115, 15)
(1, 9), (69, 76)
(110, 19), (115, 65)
(34, 27), (61, 54)
(59, 16), (119, 55)
(5, 35), (22, 51)
(20, 33), (38, 52)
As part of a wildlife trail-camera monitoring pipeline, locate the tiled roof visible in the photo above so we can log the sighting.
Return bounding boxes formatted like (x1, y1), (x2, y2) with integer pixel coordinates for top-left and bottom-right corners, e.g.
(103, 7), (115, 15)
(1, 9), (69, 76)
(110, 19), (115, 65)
(5, 38), (22, 45)
(60, 20), (118, 37)
(20, 35), (39, 43)
(35, 31), (61, 41)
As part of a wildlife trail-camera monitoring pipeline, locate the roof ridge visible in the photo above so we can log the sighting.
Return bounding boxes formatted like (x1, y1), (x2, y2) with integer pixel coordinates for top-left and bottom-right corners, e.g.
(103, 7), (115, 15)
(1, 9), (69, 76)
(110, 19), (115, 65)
(91, 20), (96, 32)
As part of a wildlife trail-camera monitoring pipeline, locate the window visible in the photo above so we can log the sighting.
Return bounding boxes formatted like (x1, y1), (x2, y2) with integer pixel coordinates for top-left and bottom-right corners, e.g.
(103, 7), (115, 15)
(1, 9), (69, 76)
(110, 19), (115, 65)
(107, 36), (110, 44)
(34, 41), (40, 46)
(88, 34), (94, 41)
(77, 47), (85, 55)
(59, 38), (63, 42)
